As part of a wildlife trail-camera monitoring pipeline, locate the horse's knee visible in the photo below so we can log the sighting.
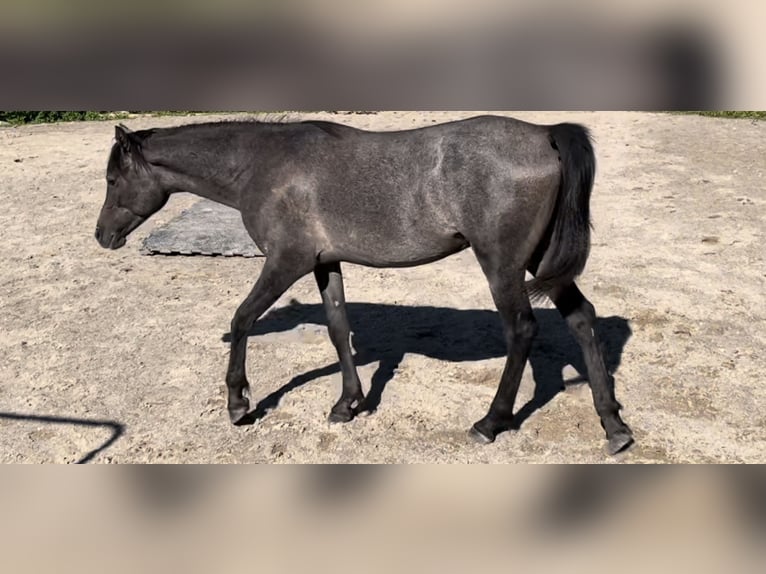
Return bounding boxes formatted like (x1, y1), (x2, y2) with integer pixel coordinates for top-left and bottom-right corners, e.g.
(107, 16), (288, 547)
(230, 312), (251, 342)
(507, 310), (538, 345)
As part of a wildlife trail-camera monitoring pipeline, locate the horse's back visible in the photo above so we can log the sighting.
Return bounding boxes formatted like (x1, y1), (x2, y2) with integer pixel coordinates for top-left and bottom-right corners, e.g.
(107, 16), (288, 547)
(243, 116), (561, 266)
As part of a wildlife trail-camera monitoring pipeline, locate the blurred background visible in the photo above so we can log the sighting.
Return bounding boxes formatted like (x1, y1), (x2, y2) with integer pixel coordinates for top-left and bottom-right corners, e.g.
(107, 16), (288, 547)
(0, 0), (764, 108)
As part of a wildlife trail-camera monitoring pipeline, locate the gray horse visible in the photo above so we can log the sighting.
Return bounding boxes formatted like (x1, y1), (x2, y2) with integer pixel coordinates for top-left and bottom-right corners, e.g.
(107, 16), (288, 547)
(95, 115), (633, 455)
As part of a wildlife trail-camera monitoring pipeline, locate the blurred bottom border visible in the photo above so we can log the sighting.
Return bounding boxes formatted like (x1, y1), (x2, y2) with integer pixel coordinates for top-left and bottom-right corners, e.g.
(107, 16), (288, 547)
(0, 465), (762, 573)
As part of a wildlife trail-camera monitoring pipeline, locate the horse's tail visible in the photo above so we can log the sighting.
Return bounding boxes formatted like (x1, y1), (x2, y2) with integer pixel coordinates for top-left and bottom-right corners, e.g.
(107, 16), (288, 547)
(526, 123), (595, 301)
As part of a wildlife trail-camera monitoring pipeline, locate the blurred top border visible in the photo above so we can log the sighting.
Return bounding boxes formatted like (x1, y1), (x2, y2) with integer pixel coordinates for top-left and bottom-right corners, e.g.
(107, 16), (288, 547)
(0, 1), (763, 109)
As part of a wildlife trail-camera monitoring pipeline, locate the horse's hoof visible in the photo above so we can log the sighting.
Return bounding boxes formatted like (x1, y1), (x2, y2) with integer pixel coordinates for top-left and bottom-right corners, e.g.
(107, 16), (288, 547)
(228, 405), (250, 426)
(469, 425), (495, 445)
(328, 409), (354, 424)
(607, 431), (634, 455)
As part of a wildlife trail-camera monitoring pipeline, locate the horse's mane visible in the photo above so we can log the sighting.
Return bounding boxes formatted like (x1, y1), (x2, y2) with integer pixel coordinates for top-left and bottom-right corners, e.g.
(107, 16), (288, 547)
(140, 114), (354, 140)
(108, 115), (355, 173)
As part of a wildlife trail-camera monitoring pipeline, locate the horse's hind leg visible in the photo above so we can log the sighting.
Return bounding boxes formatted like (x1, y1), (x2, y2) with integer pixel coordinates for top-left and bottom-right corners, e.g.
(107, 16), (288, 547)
(315, 262), (365, 423)
(547, 282), (633, 454)
(471, 262), (537, 443)
(226, 253), (314, 424)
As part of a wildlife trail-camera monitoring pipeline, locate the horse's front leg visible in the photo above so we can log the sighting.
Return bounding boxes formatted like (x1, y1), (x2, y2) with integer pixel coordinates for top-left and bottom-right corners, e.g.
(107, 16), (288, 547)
(315, 261), (366, 423)
(226, 253), (313, 424)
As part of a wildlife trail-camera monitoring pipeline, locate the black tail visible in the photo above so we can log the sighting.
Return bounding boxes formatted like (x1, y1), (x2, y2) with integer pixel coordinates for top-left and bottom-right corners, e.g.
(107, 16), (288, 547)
(526, 123), (595, 300)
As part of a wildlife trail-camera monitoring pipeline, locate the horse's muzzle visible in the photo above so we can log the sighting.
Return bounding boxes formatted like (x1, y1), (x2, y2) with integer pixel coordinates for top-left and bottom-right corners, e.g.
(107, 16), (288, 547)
(95, 226), (126, 250)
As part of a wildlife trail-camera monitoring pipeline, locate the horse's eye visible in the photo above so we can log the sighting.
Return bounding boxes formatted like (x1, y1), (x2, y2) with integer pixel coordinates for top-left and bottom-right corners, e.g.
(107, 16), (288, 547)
(107, 178), (117, 186)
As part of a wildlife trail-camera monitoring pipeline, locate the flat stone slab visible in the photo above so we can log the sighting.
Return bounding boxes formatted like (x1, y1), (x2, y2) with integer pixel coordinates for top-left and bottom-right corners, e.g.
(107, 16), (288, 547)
(141, 199), (263, 257)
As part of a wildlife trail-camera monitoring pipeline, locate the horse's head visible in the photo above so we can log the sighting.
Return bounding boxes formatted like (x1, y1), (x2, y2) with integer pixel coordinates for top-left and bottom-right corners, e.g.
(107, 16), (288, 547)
(95, 125), (169, 249)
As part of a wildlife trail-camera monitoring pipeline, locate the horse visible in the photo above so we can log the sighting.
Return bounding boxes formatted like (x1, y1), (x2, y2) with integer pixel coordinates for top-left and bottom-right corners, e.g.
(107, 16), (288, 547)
(94, 115), (634, 455)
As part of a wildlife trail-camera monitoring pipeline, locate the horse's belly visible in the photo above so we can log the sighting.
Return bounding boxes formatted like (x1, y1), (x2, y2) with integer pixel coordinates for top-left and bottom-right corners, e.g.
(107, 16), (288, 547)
(325, 230), (469, 268)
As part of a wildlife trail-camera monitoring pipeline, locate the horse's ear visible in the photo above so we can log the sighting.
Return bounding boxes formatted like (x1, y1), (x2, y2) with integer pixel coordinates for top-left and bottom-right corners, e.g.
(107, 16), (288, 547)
(115, 124), (138, 152)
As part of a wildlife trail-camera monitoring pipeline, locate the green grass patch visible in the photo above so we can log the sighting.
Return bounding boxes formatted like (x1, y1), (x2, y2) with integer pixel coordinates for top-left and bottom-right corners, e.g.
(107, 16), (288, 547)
(0, 110), (217, 125)
(678, 111), (766, 120)
(0, 111), (130, 125)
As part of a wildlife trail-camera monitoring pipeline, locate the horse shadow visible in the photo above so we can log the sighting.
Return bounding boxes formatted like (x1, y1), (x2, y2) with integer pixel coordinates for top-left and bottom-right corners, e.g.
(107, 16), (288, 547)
(223, 300), (632, 428)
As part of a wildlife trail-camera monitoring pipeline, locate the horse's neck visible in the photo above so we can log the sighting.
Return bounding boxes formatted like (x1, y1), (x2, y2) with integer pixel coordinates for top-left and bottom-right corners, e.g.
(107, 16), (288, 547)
(155, 137), (244, 210)
(172, 171), (241, 210)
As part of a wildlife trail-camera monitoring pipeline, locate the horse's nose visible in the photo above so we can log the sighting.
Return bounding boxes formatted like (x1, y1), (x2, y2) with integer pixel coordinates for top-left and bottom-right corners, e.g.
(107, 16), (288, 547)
(95, 226), (103, 242)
